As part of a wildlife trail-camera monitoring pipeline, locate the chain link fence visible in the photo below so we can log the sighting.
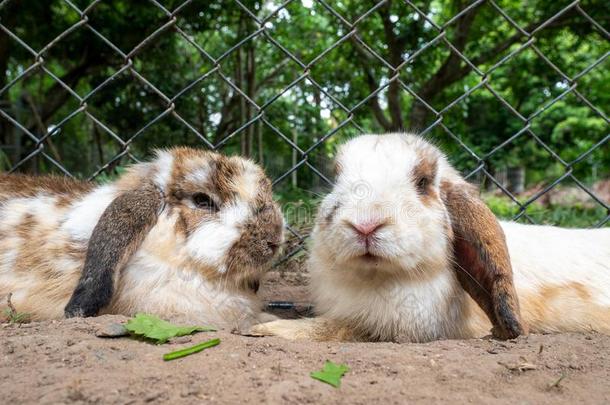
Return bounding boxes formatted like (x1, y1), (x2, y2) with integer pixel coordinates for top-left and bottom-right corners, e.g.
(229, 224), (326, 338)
(0, 0), (608, 264)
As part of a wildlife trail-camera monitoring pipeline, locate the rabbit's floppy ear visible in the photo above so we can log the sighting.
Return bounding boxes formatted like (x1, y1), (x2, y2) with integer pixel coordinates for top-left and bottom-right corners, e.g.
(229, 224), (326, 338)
(441, 180), (526, 339)
(64, 183), (164, 317)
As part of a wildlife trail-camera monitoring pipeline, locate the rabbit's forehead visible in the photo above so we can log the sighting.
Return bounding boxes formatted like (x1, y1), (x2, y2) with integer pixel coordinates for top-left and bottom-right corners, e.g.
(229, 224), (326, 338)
(337, 136), (425, 186)
(167, 150), (265, 203)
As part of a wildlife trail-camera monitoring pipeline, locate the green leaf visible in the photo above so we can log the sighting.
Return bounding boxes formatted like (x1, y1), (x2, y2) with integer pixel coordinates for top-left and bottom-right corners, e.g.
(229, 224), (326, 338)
(124, 313), (216, 344)
(310, 361), (350, 388)
(163, 338), (221, 361)
(3, 308), (30, 324)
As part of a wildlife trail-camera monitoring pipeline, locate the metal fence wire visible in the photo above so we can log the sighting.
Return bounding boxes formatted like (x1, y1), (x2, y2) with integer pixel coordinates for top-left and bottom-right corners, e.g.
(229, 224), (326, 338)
(0, 0), (608, 263)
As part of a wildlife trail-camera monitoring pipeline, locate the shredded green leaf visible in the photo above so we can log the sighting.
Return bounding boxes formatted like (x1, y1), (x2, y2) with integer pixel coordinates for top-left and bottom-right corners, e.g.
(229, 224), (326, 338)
(163, 338), (221, 361)
(310, 360), (350, 388)
(124, 313), (215, 344)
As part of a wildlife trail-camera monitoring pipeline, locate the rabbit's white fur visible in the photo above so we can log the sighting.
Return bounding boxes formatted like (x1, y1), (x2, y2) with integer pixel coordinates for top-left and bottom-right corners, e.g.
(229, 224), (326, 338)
(0, 148), (283, 329)
(504, 223), (610, 330)
(251, 133), (610, 341)
(0, 194), (258, 323)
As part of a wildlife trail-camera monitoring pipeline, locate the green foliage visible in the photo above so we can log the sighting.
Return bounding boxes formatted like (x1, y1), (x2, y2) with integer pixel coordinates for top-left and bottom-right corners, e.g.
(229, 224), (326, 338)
(484, 194), (607, 228)
(2, 293), (30, 324)
(163, 338), (221, 361)
(310, 360), (350, 388)
(124, 313), (215, 344)
(2, 308), (31, 324)
(1, 0), (607, 227)
(0, 150), (10, 172)
(94, 166), (126, 184)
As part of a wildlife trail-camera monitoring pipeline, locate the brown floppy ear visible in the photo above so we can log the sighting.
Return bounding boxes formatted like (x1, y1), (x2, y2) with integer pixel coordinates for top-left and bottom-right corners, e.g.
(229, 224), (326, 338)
(441, 179), (527, 339)
(64, 183), (164, 317)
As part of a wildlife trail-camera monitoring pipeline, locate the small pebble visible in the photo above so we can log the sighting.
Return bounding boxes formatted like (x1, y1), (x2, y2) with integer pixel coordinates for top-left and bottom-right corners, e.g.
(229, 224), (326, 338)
(95, 323), (128, 338)
(120, 352), (135, 361)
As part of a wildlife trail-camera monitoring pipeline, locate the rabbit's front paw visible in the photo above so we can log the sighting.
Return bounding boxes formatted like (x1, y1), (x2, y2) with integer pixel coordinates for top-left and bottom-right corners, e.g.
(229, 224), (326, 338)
(247, 319), (307, 340)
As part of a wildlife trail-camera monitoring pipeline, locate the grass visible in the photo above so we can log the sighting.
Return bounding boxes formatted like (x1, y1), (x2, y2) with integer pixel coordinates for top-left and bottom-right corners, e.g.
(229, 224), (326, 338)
(484, 194), (608, 228)
(2, 293), (31, 324)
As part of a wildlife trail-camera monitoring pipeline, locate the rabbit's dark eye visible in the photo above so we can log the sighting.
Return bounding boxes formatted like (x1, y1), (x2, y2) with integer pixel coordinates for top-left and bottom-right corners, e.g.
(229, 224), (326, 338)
(192, 193), (218, 211)
(416, 177), (430, 194)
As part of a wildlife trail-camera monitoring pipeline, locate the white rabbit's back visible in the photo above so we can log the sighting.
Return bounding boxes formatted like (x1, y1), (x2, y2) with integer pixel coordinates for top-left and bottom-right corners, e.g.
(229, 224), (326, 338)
(503, 221), (610, 333)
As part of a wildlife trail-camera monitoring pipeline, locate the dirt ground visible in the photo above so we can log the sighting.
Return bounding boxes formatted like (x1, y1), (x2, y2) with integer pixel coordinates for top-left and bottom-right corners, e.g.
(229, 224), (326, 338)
(1, 271), (610, 404)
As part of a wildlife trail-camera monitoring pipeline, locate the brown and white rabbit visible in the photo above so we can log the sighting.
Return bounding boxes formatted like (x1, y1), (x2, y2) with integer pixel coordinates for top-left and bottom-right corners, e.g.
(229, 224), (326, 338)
(0, 147), (283, 329)
(251, 133), (610, 342)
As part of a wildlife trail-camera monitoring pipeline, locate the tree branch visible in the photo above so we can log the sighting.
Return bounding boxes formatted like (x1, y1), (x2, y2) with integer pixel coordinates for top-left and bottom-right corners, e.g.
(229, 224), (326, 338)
(408, 5), (581, 129)
(255, 58), (290, 93)
(378, 0), (404, 130)
(23, 91), (64, 166)
(26, 57), (97, 133)
(364, 69), (393, 131)
(348, 37), (393, 131)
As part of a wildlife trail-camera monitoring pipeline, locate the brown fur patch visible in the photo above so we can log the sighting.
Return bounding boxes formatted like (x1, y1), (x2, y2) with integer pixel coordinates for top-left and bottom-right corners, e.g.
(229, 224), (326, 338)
(212, 157), (244, 202)
(223, 170), (282, 290)
(334, 160), (343, 178)
(412, 149), (439, 205)
(168, 148), (243, 204)
(528, 283), (592, 321)
(441, 179), (526, 339)
(65, 183), (164, 317)
(166, 148), (247, 238)
(4, 206), (86, 319)
(0, 173), (93, 202)
(520, 282), (610, 334)
(173, 213), (189, 237)
(160, 147), (283, 292)
(226, 200), (283, 290)
(12, 211), (85, 281)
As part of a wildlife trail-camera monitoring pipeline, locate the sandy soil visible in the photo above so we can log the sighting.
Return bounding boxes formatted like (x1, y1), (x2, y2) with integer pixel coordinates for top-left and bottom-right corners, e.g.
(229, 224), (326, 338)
(1, 271), (609, 404)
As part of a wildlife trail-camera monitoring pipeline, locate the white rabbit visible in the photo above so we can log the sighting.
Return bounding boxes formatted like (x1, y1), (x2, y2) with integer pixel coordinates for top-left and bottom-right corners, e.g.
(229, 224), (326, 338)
(0, 147), (283, 329)
(250, 133), (610, 342)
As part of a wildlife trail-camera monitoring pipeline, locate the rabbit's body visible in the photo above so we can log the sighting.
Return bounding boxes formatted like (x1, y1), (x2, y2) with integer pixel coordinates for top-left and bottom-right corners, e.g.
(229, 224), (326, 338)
(251, 134), (610, 342)
(0, 174), (94, 319)
(108, 212), (264, 326)
(0, 148), (283, 328)
(307, 244), (475, 342)
(504, 222), (610, 334)
(305, 221), (610, 342)
(0, 183), (259, 323)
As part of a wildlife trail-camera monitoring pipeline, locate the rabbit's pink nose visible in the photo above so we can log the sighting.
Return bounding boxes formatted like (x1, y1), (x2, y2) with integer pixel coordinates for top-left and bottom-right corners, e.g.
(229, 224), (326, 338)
(349, 220), (384, 237)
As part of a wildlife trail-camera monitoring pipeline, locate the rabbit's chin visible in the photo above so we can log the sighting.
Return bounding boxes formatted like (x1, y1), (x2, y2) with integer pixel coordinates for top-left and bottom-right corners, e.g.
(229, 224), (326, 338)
(323, 242), (446, 282)
(336, 253), (417, 278)
(345, 253), (390, 269)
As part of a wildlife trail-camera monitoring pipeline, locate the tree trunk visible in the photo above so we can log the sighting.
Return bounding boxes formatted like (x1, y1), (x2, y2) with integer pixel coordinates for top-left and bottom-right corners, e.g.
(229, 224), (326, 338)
(257, 120), (263, 165)
(291, 128), (298, 188)
(245, 42), (256, 158)
(507, 166), (525, 194)
(408, 99), (433, 131)
(0, 1), (20, 166)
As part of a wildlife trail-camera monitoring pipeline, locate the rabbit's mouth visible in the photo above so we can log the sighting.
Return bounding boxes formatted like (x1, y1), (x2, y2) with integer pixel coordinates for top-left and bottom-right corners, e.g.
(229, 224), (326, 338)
(360, 252), (381, 262)
(354, 251), (387, 265)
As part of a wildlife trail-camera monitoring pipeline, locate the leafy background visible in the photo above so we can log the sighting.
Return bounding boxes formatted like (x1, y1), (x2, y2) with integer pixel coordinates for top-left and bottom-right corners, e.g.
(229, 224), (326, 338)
(1, 0), (608, 250)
